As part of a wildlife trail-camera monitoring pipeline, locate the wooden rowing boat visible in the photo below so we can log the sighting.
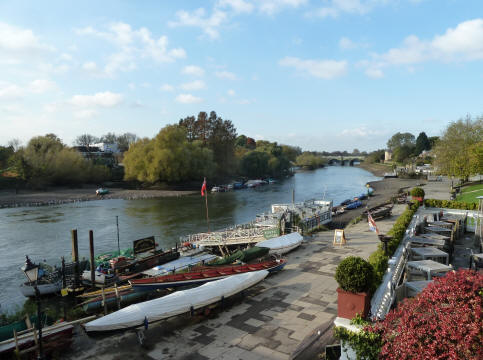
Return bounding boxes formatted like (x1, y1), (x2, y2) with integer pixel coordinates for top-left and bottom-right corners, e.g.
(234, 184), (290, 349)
(129, 259), (286, 291)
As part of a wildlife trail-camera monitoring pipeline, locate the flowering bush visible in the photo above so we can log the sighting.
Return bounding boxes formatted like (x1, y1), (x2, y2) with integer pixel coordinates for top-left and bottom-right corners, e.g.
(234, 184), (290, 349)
(369, 270), (482, 359)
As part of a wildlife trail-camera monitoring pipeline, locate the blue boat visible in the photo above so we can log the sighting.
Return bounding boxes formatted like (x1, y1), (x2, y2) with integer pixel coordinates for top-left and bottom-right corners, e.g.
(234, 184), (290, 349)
(346, 200), (362, 209)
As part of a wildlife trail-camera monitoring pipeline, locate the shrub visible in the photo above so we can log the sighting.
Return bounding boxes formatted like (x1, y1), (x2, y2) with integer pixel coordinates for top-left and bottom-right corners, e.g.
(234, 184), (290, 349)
(410, 186), (425, 198)
(368, 249), (388, 287)
(335, 256), (374, 293)
(424, 198), (478, 210)
(369, 270), (483, 360)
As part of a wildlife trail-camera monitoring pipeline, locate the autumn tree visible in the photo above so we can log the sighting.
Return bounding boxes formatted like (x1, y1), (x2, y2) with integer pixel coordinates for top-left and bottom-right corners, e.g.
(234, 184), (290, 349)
(433, 115), (483, 180)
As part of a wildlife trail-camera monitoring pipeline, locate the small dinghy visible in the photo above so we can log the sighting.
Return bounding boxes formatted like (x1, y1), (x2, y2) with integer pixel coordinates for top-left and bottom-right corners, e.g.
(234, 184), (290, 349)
(84, 270), (269, 332)
(256, 232), (303, 255)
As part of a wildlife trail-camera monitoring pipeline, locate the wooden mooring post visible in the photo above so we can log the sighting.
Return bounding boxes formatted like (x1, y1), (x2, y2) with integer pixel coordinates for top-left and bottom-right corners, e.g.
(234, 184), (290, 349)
(89, 230), (95, 288)
(71, 229), (80, 290)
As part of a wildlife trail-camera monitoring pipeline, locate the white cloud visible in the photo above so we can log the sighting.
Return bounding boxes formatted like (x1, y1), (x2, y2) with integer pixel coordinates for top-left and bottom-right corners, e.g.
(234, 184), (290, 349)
(279, 56), (347, 79)
(175, 93), (203, 104)
(180, 80), (206, 91)
(217, 0), (254, 13)
(362, 19), (483, 76)
(160, 84), (175, 92)
(74, 109), (98, 119)
(259, 0), (308, 15)
(0, 79), (56, 100)
(340, 126), (386, 137)
(227, 89), (236, 96)
(182, 65), (205, 76)
(365, 68), (384, 78)
(76, 22), (186, 76)
(69, 91), (123, 108)
(310, 0), (382, 18)
(28, 79), (57, 93)
(215, 70), (237, 80)
(0, 83), (24, 100)
(168, 8), (228, 39)
(339, 37), (357, 49)
(82, 61), (98, 72)
(0, 22), (55, 64)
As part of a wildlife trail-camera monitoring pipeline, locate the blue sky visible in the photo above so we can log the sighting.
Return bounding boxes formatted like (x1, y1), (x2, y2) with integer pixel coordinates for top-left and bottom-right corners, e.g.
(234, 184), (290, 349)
(1, 0), (482, 151)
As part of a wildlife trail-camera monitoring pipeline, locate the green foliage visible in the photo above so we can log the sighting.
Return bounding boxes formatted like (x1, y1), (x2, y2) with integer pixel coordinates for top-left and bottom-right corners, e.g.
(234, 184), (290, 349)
(365, 149), (385, 164)
(369, 202), (420, 290)
(368, 249), (388, 287)
(334, 326), (382, 360)
(387, 132), (415, 151)
(410, 187), (425, 198)
(179, 111), (237, 180)
(392, 144), (415, 163)
(13, 135), (110, 186)
(335, 256), (374, 293)
(123, 125), (216, 183)
(433, 114), (483, 179)
(295, 152), (326, 169)
(415, 132), (431, 155)
(240, 151), (270, 178)
(0, 145), (14, 169)
(424, 198), (478, 210)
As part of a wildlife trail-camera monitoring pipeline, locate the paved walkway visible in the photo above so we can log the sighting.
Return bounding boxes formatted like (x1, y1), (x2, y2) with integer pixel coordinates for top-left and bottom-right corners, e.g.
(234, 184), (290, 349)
(67, 205), (406, 360)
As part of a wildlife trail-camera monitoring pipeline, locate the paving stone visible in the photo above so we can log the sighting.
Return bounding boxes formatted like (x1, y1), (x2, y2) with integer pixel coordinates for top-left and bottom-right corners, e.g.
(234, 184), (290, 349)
(297, 312), (316, 321)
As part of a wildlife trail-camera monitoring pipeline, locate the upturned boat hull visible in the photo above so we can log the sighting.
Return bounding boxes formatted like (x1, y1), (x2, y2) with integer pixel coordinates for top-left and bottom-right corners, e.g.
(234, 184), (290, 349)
(84, 270), (269, 332)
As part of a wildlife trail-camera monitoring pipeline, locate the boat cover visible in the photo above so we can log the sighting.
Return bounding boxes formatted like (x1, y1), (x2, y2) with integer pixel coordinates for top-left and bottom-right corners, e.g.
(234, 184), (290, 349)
(142, 254), (218, 277)
(84, 270), (269, 332)
(256, 232), (303, 254)
(208, 246), (269, 266)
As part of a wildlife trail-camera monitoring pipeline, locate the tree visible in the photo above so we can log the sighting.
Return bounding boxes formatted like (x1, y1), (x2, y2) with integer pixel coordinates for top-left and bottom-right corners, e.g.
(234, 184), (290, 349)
(428, 136), (439, 149)
(433, 115), (483, 180)
(352, 148), (360, 155)
(240, 151), (270, 178)
(393, 144), (416, 163)
(75, 134), (98, 147)
(0, 146), (14, 169)
(387, 132), (415, 150)
(7, 139), (21, 151)
(117, 132), (138, 152)
(100, 132), (118, 144)
(123, 125), (215, 183)
(414, 132), (431, 155)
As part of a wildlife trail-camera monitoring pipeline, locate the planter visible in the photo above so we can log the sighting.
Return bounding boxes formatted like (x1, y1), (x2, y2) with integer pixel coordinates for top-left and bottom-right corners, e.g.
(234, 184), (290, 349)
(412, 196), (423, 203)
(337, 288), (371, 319)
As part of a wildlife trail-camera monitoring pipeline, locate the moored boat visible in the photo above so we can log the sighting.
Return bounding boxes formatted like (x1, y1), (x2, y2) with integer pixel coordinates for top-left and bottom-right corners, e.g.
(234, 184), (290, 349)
(256, 232), (303, 254)
(84, 270), (269, 332)
(129, 258), (285, 291)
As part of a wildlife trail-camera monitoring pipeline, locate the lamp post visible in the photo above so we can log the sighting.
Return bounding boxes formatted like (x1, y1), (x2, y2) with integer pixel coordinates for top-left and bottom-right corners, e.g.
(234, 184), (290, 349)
(21, 256), (44, 359)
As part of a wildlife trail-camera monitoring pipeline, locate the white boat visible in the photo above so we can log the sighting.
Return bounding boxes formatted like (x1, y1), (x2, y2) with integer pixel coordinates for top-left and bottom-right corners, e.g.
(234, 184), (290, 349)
(256, 232), (303, 254)
(20, 280), (62, 297)
(84, 270), (269, 332)
(81, 270), (116, 285)
(142, 254), (218, 277)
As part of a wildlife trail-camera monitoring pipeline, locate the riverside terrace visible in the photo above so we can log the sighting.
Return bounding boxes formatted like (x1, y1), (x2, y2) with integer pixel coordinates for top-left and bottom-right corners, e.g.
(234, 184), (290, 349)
(336, 205), (482, 360)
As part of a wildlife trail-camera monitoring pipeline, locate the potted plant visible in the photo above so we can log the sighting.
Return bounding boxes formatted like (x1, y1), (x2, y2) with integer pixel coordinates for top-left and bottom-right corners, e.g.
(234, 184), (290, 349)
(335, 256), (374, 319)
(410, 187), (425, 203)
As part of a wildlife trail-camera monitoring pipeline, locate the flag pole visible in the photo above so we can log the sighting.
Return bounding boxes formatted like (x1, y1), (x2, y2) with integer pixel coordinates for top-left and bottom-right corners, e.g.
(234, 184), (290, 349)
(203, 177), (210, 233)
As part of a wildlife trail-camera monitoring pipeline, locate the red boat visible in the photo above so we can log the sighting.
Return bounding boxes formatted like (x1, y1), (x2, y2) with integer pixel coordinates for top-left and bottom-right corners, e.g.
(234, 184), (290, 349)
(130, 258), (286, 291)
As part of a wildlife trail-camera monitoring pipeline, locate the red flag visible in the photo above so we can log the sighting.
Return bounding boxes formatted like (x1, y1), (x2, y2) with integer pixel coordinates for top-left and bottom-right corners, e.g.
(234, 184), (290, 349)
(368, 212), (379, 235)
(201, 178), (207, 196)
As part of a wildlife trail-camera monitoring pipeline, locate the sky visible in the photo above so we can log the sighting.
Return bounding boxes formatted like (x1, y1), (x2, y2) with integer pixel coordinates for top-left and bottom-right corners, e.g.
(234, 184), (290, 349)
(0, 0), (482, 152)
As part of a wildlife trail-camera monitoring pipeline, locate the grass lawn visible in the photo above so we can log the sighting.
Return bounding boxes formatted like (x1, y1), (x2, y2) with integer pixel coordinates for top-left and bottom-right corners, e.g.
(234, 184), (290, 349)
(456, 183), (483, 204)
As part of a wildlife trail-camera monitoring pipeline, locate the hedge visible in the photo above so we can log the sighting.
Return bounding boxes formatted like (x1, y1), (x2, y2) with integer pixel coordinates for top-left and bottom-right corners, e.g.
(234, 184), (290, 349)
(424, 198), (478, 210)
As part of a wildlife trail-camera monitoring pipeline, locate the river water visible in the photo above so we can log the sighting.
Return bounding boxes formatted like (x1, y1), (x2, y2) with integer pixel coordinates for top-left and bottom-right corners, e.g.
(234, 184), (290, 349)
(0, 166), (380, 311)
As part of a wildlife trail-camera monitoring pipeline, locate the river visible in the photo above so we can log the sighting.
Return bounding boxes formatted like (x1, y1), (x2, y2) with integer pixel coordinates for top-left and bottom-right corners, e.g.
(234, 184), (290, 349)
(0, 166), (380, 312)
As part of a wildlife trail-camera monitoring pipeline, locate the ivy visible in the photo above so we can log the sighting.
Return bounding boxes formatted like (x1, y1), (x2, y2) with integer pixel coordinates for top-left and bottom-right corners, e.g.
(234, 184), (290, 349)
(334, 325), (382, 360)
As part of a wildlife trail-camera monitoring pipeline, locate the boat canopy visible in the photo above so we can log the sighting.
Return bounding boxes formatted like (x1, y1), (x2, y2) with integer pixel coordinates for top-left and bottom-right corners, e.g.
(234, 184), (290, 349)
(256, 232), (303, 253)
(84, 270), (269, 332)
